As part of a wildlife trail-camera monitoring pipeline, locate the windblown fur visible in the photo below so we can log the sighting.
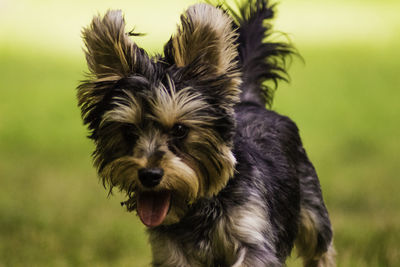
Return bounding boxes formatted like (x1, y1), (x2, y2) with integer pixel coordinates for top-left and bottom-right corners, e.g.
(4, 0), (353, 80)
(77, 0), (335, 266)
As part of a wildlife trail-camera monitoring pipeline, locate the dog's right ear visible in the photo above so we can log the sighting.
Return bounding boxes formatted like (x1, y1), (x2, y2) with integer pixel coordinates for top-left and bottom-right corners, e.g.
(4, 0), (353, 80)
(78, 10), (150, 138)
(81, 10), (143, 79)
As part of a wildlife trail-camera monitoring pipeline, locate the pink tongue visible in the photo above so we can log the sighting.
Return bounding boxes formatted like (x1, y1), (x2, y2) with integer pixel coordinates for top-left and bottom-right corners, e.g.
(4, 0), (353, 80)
(137, 191), (171, 227)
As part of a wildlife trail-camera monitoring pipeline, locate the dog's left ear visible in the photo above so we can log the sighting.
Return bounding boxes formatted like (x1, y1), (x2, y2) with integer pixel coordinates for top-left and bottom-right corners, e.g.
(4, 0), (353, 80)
(164, 3), (241, 104)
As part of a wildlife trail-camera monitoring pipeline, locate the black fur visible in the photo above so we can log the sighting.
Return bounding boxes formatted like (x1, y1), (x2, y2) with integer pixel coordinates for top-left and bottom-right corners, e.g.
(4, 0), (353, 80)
(228, 0), (294, 107)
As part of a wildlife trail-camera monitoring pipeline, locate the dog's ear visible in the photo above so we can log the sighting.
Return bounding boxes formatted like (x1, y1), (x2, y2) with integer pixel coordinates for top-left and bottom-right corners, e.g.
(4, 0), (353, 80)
(81, 10), (145, 79)
(164, 4), (241, 104)
(167, 3), (237, 74)
(78, 10), (151, 138)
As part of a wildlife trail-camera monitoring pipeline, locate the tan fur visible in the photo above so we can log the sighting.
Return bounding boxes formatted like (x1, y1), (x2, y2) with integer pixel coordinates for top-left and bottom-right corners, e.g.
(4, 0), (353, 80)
(231, 248), (246, 267)
(172, 4), (237, 73)
(170, 3), (241, 106)
(230, 196), (273, 249)
(82, 10), (138, 78)
(148, 76), (213, 128)
(149, 232), (194, 267)
(101, 90), (142, 126)
(228, 195), (280, 266)
(315, 245), (336, 267)
(296, 208), (336, 267)
(158, 153), (199, 224)
(211, 217), (238, 265)
(100, 155), (142, 190)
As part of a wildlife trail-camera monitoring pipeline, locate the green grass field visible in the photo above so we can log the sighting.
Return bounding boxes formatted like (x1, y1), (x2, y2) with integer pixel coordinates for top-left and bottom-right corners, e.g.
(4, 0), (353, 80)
(1, 0), (399, 266)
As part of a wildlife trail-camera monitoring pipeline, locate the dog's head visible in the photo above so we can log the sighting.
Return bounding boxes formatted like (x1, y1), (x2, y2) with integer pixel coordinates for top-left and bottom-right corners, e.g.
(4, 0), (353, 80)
(78, 4), (241, 227)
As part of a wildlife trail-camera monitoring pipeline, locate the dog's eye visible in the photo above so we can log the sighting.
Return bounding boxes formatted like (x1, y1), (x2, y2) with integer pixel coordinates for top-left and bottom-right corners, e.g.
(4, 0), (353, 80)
(171, 124), (189, 139)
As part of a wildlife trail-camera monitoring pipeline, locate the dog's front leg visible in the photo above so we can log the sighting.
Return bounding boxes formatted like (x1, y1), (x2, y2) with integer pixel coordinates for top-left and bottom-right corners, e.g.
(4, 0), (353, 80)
(150, 232), (201, 267)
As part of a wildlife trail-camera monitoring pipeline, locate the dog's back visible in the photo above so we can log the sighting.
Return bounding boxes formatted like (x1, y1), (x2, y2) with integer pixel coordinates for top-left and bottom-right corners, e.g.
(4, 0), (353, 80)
(232, 1), (335, 266)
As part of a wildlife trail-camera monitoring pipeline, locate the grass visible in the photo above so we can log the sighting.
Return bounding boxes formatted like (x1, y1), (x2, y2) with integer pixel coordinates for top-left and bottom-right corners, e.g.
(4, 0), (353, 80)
(1, 0), (400, 266)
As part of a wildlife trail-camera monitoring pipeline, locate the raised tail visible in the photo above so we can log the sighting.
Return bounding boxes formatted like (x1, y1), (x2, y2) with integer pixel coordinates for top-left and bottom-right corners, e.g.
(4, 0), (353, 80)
(225, 0), (294, 107)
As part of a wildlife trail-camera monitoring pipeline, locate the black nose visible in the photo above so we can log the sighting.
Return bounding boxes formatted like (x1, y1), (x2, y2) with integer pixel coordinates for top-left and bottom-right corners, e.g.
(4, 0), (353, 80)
(138, 168), (164, 188)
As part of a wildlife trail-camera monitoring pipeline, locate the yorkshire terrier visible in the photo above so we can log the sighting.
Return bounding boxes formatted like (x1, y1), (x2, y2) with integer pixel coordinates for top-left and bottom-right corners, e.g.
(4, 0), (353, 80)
(77, 0), (335, 266)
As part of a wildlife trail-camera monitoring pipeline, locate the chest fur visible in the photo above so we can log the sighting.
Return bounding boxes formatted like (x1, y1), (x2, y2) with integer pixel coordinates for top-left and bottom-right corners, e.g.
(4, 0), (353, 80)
(149, 196), (271, 267)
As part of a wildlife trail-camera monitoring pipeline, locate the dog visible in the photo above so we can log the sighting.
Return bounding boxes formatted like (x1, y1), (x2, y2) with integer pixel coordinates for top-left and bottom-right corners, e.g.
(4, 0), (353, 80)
(77, 0), (335, 266)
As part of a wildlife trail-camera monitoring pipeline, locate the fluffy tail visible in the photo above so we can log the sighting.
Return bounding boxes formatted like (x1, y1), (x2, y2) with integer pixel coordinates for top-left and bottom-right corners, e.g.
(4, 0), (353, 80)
(225, 0), (294, 107)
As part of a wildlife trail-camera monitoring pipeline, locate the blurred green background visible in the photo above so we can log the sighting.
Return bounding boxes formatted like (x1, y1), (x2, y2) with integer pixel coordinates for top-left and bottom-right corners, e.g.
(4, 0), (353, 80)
(1, 0), (399, 266)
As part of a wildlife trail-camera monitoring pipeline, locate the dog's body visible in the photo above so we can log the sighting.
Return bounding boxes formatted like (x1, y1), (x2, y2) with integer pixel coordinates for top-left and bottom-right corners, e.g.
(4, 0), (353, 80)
(149, 105), (334, 267)
(78, 1), (335, 266)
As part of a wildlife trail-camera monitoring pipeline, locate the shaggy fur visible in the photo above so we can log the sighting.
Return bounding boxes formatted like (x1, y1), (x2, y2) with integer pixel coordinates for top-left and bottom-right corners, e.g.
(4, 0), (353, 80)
(77, 0), (335, 266)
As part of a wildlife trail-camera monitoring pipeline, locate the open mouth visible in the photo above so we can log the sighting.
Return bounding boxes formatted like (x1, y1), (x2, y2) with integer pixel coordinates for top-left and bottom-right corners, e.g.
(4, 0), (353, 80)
(137, 190), (171, 227)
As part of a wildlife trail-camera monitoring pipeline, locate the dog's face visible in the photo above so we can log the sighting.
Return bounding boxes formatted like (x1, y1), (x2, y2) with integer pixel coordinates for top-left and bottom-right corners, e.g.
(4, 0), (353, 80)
(78, 4), (241, 227)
